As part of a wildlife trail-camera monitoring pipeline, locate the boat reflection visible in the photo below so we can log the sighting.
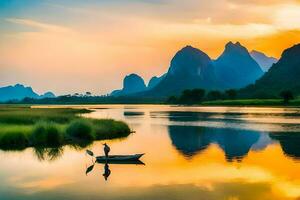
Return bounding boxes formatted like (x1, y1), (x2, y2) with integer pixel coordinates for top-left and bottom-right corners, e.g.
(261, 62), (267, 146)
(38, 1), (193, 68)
(85, 159), (145, 181)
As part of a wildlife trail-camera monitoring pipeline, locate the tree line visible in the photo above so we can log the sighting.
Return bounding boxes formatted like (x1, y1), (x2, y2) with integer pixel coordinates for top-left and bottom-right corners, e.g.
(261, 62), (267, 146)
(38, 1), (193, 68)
(167, 89), (295, 104)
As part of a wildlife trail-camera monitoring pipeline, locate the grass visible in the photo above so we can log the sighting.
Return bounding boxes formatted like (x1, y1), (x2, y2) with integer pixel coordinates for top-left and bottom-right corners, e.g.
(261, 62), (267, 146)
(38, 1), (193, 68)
(201, 98), (300, 106)
(0, 106), (131, 150)
(31, 122), (64, 146)
(66, 119), (94, 141)
(0, 107), (90, 124)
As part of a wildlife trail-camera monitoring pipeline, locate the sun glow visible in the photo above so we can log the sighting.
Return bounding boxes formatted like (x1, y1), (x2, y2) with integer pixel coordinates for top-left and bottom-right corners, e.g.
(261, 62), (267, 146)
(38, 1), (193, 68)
(0, 0), (300, 94)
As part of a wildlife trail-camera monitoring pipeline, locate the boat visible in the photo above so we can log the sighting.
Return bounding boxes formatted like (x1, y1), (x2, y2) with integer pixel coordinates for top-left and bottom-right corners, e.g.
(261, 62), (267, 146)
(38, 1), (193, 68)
(96, 154), (144, 162)
(96, 159), (145, 165)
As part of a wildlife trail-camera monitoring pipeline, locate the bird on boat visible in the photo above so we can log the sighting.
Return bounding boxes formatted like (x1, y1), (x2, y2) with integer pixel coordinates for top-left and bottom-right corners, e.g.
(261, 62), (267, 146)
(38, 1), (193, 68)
(103, 143), (110, 158)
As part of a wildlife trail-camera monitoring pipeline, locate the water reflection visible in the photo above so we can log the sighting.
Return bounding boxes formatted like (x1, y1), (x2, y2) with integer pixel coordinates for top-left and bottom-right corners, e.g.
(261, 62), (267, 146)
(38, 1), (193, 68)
(0, 140), (93, 161)
(270, 133), (300, 160)
(2, 105), (300, 200)
(33, 147), (64, 162)
(103, 163), (111, 181)
(168, 125), (300, 162)
(85, 160), (144, 181)
(124, 111), (145, 117)
(168, 126), (261, 161)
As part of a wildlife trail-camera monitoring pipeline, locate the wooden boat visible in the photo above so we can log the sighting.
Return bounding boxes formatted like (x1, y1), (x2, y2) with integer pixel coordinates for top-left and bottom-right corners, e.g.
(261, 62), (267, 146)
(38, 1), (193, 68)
(96, 154), (144, 162)
(96, 159), (145, 165)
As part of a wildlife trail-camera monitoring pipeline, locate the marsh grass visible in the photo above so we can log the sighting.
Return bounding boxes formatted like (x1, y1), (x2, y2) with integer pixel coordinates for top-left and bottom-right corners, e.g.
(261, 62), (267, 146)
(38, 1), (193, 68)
(0, 131), (29, 150)
(66, 119), (94, 141)
(0, 107), (90, 124)
(92, 119), (131, 139)
(0, 106), (131, 150)
(30, 122), (64, 146)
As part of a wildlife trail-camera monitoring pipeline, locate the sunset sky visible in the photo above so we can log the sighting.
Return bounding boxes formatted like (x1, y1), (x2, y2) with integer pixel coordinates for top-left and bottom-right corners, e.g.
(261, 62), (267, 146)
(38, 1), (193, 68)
(1, 0), (300, 95)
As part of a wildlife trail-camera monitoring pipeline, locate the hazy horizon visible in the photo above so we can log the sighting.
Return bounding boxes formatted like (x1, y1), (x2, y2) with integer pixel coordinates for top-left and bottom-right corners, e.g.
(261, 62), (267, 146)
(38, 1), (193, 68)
(1, 0), (300, 95)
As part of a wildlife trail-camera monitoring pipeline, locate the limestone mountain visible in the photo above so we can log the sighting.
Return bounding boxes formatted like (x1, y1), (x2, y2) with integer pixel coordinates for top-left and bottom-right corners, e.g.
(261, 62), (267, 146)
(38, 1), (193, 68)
(0, 84), (55, 102)
(40, 92), (56, 99)
(250, 50), (278, 72)
(147, 74), (166, 89)
(214, 42), (264, 89)
(111, 73), (147, 96)
(146, 45), (216, 97)
(241, 43), (300, 97)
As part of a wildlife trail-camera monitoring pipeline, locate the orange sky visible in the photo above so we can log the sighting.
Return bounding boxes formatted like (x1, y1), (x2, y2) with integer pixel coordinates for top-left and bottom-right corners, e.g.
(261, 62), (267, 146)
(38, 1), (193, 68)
(0, 0), (300, 95)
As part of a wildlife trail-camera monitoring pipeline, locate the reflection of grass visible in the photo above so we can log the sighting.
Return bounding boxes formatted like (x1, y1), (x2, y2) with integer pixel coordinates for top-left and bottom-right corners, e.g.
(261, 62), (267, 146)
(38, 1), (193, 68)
(201, 99), (300, 106)
(0, 106), (131, 151)
(33, 147), (65, 162)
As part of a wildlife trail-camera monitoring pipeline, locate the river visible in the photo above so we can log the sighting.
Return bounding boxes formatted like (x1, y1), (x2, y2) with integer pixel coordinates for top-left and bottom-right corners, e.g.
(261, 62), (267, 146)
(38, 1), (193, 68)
(1, 105), (300, 200)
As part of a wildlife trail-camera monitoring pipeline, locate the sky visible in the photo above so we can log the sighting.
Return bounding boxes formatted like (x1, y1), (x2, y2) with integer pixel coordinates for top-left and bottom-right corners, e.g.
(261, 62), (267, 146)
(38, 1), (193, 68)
(0, 0), (300, 95)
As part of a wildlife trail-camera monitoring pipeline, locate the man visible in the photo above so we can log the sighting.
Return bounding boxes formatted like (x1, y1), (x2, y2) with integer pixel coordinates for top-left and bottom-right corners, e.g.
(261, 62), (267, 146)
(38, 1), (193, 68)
(103, 143), (110, 158)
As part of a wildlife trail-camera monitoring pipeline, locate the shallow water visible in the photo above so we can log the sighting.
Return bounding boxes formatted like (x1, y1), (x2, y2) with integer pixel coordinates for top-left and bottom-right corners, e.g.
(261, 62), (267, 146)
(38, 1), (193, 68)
(1, 105), (300, 200)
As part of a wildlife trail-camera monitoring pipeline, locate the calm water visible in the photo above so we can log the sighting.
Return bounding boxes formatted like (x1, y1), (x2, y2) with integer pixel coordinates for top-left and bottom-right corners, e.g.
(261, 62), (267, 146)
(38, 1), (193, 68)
(1, 105), (300, 200)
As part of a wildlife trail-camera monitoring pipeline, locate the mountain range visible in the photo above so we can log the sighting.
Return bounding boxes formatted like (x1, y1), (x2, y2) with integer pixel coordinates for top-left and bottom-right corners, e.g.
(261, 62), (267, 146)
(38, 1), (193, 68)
(3, 42), (298, 101)
(111, 73), (166, 96)
(241, 43), (300, 97)
(0, 84), (55, 102)
(113, 42), (271, 97)
(214, 42), (264, 89)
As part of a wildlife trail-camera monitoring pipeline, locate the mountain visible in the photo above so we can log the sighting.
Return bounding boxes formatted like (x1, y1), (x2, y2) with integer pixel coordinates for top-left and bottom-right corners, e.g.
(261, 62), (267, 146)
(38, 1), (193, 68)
(111, 73), (147, 96)
(0, 84), (56, 102)
(241, 43), (300, 98)
(145, 45), (216, 97)
(40, 92), (56, 99)
(214, 42), (264, 89)
(250, 50), (278, 72)
(168, 125), (260, 161)
(147, 74), (166, 89)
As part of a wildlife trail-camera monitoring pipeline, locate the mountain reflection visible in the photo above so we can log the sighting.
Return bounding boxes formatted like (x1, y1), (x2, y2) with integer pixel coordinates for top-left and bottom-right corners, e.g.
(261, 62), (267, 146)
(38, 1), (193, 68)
(269, 133), (300, 160)
(168, 124), (300, 161)
(169, 125), (261, 161)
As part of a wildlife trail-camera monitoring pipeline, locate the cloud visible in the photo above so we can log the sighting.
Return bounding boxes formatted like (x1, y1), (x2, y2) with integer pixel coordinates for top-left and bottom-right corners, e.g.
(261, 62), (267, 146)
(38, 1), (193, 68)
(1, 0), (300, 94)
(5, 18), (71, 33)
(274, 4), (300, 29)
(227, 0), (298, 5)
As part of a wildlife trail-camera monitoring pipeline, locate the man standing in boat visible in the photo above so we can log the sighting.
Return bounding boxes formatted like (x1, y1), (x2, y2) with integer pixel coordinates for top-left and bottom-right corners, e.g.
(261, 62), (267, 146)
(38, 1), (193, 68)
(103, 143), (110, 158)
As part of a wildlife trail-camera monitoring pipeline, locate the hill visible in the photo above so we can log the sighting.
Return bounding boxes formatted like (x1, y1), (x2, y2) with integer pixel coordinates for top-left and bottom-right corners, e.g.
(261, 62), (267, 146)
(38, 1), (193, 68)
(241, 44), (300, 98)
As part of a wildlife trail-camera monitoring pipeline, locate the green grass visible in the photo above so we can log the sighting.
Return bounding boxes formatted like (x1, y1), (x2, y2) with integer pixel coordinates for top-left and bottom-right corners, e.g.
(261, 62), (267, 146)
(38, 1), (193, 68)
(201, 98), (300, 106)
(30, 122), (64, 146)
(0, 107), (90, 124)
(66, 119), (94, 141)
(0, 106), (131, 150)
(92, 119), (131, 139)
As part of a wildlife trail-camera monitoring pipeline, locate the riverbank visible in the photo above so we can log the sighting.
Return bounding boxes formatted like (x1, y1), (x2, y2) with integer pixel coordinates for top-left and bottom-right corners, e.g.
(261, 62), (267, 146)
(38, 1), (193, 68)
(0, 106), (131, 150)
(201, 99), (300, 106)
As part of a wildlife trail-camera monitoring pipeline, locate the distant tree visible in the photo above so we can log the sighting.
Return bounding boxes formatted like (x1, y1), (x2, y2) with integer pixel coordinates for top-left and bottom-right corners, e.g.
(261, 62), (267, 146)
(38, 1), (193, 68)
(225, 89), (237, 100)
(179, 89), (205, 104)
(280, 90), (294, 104)
(207, 90), (222, 101)
(85, 92), (92, 96)
(166, 96), (178, 104)
(74, 93), (79, 97)
(191, 89), (206, 102)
